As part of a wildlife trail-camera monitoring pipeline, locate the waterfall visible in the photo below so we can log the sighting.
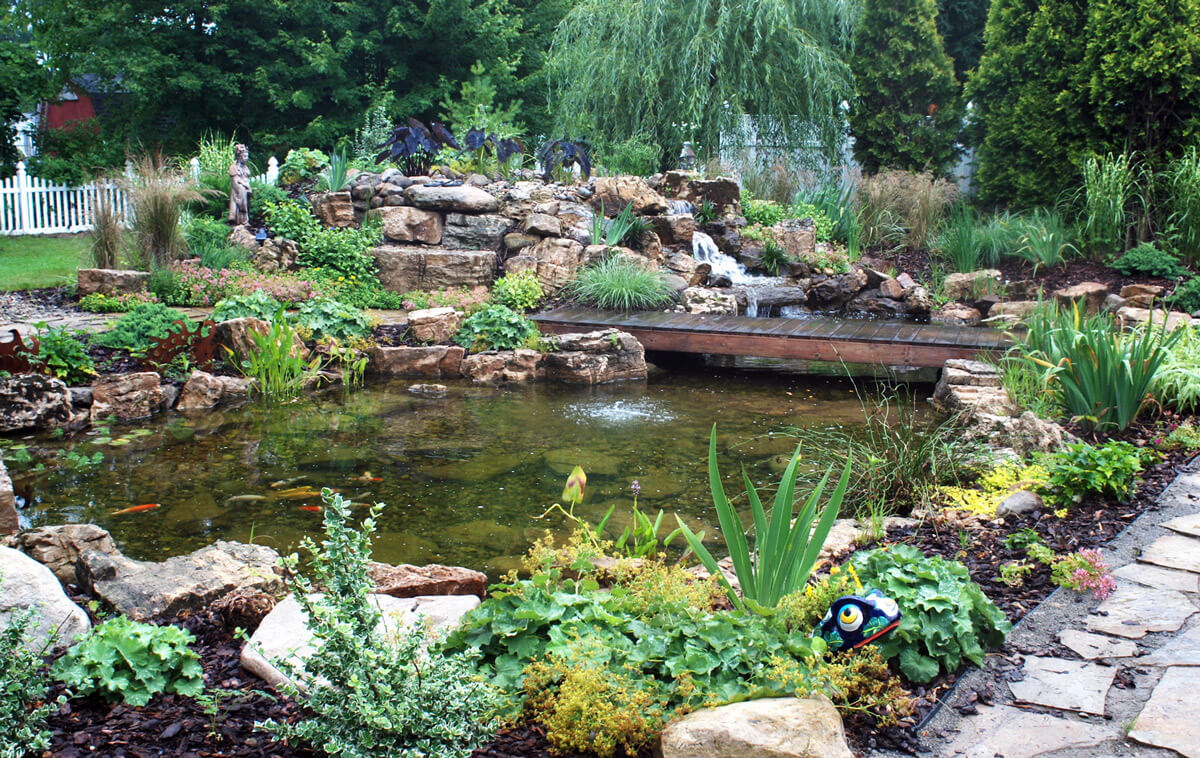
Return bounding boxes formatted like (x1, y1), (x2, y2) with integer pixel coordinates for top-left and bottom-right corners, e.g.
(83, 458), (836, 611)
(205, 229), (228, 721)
(692, 232), (758, 285)
(668, 199), (696, 215)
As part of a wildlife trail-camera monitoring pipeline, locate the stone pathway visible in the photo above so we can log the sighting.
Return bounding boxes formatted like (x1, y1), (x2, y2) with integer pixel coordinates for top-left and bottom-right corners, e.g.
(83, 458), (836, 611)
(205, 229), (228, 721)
(900, 462), (1200, 758)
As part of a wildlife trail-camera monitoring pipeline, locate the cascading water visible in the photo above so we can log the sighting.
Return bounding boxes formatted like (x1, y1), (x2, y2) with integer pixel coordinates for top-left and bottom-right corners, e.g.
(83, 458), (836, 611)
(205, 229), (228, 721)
(692, 231), (781, 317)
(668, 199), (696, 215)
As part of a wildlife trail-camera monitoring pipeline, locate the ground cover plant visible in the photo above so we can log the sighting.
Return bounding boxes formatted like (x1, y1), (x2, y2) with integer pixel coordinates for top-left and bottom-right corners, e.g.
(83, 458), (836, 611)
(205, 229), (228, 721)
(94, 303), (195, 355)
(0, 573), (60, 757)
(453, 304), (539, 351)
(258, 488), (503, 758)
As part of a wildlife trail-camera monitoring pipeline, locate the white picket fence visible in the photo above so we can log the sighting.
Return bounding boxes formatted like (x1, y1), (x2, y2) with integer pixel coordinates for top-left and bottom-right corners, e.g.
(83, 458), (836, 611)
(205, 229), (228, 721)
(0, 157), (279, 236)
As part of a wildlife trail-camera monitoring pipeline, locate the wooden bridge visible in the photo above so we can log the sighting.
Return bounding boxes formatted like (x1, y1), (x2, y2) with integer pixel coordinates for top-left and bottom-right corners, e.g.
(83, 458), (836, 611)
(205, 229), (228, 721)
(532, 306), (1011, 369)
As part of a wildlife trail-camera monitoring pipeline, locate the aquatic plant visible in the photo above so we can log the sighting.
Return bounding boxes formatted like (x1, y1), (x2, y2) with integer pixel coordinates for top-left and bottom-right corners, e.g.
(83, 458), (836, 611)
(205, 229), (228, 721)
(236, 313), (321, 402)
(675, 426), (851, 610)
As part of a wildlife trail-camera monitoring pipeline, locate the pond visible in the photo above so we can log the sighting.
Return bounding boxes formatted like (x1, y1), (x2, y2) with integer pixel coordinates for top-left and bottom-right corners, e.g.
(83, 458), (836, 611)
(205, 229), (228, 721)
(12, 369), (903, 576)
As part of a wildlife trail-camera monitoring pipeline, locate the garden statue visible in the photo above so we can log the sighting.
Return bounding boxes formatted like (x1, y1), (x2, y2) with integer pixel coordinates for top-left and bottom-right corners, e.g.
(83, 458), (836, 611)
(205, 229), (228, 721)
(228, 143), (251, 225)
(814, 588), (902, 653)
(678, 141), (697, 171)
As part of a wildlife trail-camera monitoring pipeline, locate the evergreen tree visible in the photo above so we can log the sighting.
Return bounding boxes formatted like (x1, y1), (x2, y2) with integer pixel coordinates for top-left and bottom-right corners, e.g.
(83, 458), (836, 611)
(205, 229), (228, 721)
(968, 0), (1090, 207)
(937, 0), (989, 82)
(547, 0), (857, 165)
(849, 0), (962, 175)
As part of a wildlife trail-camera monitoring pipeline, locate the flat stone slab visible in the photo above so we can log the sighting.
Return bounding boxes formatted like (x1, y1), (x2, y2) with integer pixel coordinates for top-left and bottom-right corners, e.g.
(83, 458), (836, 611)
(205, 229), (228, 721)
(1140, 624), (1200, 666)
(242, 593), (479, 690)
(1162, 514), (1200, 538)
(1128, 666), (1200, 757)
(1008, 657), (1115, 715)
(1140, 534), (1200, 574)
(943, 704), (1119, 758)
(1113, 562), (1200, 593)
(1086, 583), (1198, 639)
(1058, 629), (1137, 659)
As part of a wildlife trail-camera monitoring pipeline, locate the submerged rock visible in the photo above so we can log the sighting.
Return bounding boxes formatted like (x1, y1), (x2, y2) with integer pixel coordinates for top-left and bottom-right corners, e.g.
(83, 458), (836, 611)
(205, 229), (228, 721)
(77, 540), (284, 622)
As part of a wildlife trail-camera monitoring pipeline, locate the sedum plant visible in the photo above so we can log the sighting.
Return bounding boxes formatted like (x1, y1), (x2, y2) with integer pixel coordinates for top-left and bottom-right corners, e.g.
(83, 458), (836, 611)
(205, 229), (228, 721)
(257, 489), (503, 758)
(676, 425), (851, 610)
(51, 616), (204, 706)
(490, 270), (543, 312)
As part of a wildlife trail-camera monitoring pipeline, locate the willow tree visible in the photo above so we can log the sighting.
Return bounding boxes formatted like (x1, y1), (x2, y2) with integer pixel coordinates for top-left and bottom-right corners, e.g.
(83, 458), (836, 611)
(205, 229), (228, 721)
(546, 0), (858, 167)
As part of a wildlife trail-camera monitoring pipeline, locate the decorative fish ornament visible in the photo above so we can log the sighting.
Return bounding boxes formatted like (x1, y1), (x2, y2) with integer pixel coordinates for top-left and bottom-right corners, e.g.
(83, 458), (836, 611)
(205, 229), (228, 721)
(814, 589), (902, 653)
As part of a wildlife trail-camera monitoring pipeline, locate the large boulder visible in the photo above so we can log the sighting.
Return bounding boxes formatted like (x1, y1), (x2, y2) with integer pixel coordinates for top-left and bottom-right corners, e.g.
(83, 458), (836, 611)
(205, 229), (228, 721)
(13, 523), (119, 585)
(379, 206), (444, 245)
(943, 270), (1001, 302)
(682, 287), (738, 315)
(1054, 282), (1109, 314)
(403, 184), (499, 213)
(664, 252), (711, 287)
(76, 268), (150, 296)
(90, 371), (172, 423)
(0, 455), (16, 535)
(649, 214), (696, 246)
(176, 370), (254, 411)
(442, 213), (511, 250)
(241, 593), (479, 690)
(504, 238), (588, 295)
(77, 541), (284, 622)
(213, 317), (308, 365)
(366, 346), (465, 378)
(1116, 307), (1193, 331)
(229, 227), (300, 272)
(368, 563), (488, 599)
(1120, 284), (1166, 309)
(542, 330), (647, 384)
(460, 350), (544, 384)
(407, 307), (463, 344)
(0, 374), (76, 433)
(659, 696), (854, 758)
(774, 220), (816, 260)
(807, 270), (869, 309)
(0, 546), (91, 653)
(591, 176), (670, 216)
(371, 245), (497, 292)
(309, 191), (355, 228)
(523, 213), (563, 237)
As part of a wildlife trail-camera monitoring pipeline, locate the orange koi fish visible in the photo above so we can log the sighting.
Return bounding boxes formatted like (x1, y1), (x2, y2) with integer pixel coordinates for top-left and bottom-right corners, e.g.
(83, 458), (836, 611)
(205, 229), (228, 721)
(298, 505), (323, 512)
(112, 503), (160, 515)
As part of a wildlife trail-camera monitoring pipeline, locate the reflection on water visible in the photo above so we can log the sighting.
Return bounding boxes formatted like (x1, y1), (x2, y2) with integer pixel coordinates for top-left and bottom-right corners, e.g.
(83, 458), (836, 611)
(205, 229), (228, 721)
(13, 370), (902, 576)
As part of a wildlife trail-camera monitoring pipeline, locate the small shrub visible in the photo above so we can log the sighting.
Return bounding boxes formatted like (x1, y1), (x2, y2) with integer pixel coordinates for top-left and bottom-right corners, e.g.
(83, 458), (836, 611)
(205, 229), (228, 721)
(52, 616), (203, 706)
(211, 290), (284, 323)
(299, 223), (381, 281)
(78, 291), (160, 313)
(1111, 242), (1186, 279)
(741, 190), (788, 227)
(850, 545), (1011, 683)
(23, 323), (95, 383)
(0, 572), (60, 756)
(278, 147), (329, 185)
(566, 255), (675, 311)
(1168, 276), (1200, 313)
(263, 200), (320, 243)
(183, 214), (235, 262)
(596, 135), (661, 176)
(1040, 440), (1144, 507)
(249, 183), (290, 221)
(1155, 325), (1200, 411)
(94, 303), (194, 354)
(257, 489), (503, 758)
(454, 305), (538, 351)
(490, 271), (543, 312)
(294, 298), (373, 341)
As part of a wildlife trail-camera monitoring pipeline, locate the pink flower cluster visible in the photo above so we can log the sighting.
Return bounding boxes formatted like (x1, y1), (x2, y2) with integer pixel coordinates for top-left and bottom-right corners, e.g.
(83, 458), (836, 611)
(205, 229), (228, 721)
(1054, 548), (1117, 600)
(172, 261), (322, 306)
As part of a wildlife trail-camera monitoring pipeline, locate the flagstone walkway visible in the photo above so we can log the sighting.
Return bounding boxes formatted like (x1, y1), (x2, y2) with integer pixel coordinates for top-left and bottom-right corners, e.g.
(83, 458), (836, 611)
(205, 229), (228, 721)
(907, 462), (1200, 758)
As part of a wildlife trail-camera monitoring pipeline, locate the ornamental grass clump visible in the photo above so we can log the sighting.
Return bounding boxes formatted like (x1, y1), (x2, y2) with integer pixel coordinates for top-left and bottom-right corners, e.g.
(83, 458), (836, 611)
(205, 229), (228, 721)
(675, 425), (851, 610)
(566, 254), (675, 311)
(257, 489), (503, 758)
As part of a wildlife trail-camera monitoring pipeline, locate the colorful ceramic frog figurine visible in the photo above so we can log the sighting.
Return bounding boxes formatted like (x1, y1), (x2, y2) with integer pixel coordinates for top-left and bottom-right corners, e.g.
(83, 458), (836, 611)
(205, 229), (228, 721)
(814, 588), (902, 653)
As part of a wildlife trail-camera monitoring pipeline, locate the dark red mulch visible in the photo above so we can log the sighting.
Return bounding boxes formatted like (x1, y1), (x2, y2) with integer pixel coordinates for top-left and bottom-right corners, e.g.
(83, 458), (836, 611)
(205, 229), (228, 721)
(870, 247), (1180, 299)
(42, 610), (314, 758)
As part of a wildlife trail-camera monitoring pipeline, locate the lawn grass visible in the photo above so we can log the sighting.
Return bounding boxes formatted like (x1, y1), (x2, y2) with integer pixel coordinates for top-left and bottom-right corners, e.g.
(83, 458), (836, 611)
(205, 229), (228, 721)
(0, 234), (91, 290)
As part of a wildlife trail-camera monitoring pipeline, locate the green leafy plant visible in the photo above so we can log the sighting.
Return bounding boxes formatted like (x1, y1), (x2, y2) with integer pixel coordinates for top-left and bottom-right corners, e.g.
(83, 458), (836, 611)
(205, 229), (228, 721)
(1040, 440), (1144, 506)
(741, 189), (788, 227)
(1154, 325), (1200, 412)
(257, 489), (503, 758)
(490, 270), (543, 312)
(595, 135), (661, 176)
(1019, 303), (1180, 432)
(1050, 548), (1116, 600)
(453, 304), (538, 352)
(249, 183), (290, 221)
(675, 425), (851, 610)
(934, 203), (1001, 272)
(566, 254), (675, 311)
(51, 616), (203, 706)
(1110, 242), (1186, 279)
(602, 202), (640, 247)
(278, 147), (330, 185)
(23, 323), (95, 383)
(0, 572), (61, 757)
(211, 290), (284, 323)
(294, 297), (372, 342)
(850, 545), (1011, 683)
(1014, 209), (1077, 273)
(694, 199), (717, 225)
(1079, 152), (1138, 257)
(759, 240), (792, 275)
(1168, 276), (1200, 313)
(263, 200), (321, 243)
(94, 303), (194, 355)
(236, 313), (321, 402)
(317, 147), (352, 192)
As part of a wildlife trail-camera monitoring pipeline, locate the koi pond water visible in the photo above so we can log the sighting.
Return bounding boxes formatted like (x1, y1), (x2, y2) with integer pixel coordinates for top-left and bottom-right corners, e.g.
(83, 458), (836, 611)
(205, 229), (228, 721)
(11, 370), (909, 576)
